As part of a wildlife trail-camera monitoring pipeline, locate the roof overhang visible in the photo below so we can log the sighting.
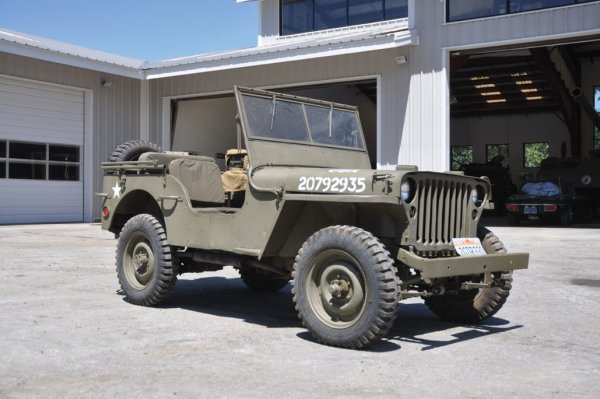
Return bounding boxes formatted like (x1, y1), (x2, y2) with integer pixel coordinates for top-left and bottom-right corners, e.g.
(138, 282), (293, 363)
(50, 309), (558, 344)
(0, 25), (417, 81)
(0, 28), (145, 79)
(143, 28), (417, 79)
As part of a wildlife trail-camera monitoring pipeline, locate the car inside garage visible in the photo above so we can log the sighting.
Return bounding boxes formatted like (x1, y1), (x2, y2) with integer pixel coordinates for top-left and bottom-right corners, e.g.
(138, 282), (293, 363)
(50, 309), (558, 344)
(449, 40), (600, 222)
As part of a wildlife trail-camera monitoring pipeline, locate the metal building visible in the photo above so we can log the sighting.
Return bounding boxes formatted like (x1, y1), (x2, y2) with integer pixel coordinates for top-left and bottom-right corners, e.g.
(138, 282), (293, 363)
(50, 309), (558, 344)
(1, 0), (600, 223)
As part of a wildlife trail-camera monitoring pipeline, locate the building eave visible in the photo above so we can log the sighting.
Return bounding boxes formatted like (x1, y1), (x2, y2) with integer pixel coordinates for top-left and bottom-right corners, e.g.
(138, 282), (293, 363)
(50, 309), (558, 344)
(144, 28), (417, 79)
(0, 28), (145, 79)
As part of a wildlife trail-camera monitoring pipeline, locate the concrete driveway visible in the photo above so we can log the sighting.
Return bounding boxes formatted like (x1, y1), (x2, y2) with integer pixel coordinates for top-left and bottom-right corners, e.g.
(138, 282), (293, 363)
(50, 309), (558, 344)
(0, 221), (599, 398)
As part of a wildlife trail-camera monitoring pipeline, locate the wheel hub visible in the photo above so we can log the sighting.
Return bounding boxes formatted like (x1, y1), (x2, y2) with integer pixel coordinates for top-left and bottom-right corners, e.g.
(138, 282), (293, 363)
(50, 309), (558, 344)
(306, 251), (367, 329)
(134, 251), (150, 275)
(124, 238), (156, 289)
(328, 277), (351, 299)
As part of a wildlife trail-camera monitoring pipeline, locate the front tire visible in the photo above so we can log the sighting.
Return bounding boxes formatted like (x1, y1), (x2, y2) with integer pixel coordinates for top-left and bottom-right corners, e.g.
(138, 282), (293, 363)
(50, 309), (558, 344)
(292, 226), (399, 349)
(424, 226), (513, 324)
(116, 214), (177, 306)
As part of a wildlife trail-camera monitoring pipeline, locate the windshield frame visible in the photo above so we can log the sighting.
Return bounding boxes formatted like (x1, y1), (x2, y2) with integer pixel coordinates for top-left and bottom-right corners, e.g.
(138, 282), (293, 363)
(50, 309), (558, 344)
(235, 86), (368, 154)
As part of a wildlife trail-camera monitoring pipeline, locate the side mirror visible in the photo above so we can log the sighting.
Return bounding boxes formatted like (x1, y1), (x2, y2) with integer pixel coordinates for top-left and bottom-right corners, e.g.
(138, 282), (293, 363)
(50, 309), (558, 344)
(215, 153), (225, 159)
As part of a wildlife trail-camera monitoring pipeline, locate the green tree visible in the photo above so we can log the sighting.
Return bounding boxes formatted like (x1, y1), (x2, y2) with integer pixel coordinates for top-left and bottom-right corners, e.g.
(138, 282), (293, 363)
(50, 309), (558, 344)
(524, 142), (549, 168)
(451, 146), (473, 170)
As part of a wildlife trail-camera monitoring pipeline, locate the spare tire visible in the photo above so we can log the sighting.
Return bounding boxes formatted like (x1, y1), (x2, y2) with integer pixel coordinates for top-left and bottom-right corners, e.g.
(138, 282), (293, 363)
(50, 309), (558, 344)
(108, 140), (161, 162)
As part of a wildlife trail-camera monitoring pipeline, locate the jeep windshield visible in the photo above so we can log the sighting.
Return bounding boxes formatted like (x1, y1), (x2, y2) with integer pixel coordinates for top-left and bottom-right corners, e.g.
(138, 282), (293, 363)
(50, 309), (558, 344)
(238, 88), (365, 151)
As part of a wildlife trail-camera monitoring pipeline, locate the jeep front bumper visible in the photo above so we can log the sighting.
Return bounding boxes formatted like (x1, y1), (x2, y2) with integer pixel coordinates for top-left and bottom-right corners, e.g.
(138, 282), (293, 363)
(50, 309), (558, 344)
(397, 249), (529, 279)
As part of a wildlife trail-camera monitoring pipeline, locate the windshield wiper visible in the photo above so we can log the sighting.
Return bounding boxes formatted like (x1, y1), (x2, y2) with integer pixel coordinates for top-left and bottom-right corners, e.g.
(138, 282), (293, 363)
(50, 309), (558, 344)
(270, 95), (276, 130)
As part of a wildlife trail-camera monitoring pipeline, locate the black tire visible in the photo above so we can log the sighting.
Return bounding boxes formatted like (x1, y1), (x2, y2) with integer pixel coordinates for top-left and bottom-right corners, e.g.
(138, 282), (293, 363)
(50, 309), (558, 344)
(108, 140), (161, 162)
(239, 268), (288, 292)
(116, 214), (177, 306)
(424, 225), (513, 324)
(560, 208), (573, 227)
(507, 214), (519, 226)
(292, 226), (399, 349)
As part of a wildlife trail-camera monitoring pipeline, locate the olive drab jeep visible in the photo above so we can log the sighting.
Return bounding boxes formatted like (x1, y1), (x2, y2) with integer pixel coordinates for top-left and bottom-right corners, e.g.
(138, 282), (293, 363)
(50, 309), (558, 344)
(99, 87), (529, 349)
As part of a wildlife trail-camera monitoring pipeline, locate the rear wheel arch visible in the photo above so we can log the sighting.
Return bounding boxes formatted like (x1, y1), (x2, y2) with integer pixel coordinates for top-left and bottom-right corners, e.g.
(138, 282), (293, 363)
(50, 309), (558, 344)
(109, 190), (163, 236)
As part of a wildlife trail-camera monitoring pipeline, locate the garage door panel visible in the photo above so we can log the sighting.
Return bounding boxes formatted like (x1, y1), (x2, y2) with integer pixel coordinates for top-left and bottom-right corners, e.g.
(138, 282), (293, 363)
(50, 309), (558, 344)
(0, 181), (82, 224)
(0, 80), (82, 104)
(0, 76), (84, 224)
(0, 103), (84, 125)
(0, 112), (84, 137)
(0, 128), (83, 147)
(0, 213), (82, 224)
(0, 95), (84, 117)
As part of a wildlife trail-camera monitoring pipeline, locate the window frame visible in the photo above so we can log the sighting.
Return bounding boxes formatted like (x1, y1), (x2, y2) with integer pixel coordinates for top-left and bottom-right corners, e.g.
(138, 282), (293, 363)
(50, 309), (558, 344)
(1, 140), (81, 181)
(446, 0), (595, 23)
(279, 0), (408, 36)
(523, 141), (550, 168)
(594, 85), (600, 151)
(0, 140), (6, 179)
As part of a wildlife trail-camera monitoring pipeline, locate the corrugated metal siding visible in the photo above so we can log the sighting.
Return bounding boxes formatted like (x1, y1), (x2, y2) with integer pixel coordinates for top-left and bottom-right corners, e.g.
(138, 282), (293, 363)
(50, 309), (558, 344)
(444, 2), (600, 49)
(0, 52), (141, 220)
(149, 48), (413, 170)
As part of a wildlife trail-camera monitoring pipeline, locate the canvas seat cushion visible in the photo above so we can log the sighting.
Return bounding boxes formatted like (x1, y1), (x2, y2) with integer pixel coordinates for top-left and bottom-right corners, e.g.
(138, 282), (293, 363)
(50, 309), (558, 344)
(168, 158), (225, 205)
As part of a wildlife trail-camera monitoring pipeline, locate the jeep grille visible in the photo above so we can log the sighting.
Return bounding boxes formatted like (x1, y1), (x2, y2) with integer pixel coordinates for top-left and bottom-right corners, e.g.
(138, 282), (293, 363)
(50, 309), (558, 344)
(404, 176), (479, 254)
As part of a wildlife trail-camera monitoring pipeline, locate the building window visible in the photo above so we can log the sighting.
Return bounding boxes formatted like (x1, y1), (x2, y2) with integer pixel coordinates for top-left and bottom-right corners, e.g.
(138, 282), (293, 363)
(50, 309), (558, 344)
(1, 140), (80, 181)
(523, 142), (549, 168)
(0, 141), (6, 178)
(451, 145), (473, 170)
(486, 143), (509, 163)
(447, 0), (595, 22)
(594, 86), (600, 151)
(281, 0), (408, 36)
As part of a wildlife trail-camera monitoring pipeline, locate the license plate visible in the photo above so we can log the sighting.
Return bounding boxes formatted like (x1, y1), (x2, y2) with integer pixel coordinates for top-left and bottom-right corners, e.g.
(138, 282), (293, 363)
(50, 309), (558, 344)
(452, 238), (487, 257)
(524, 206), (538, 215)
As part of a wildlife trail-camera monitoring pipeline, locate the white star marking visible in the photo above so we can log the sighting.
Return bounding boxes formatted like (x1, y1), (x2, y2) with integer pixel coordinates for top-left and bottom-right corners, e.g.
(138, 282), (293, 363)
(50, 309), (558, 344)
(112, 182), (122, 199)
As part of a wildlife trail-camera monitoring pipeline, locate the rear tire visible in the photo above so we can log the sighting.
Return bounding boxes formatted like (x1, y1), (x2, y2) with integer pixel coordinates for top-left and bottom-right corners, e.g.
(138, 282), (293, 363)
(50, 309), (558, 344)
(108, 140), (161, 162)
(507, 214), (519, 226)
(239, 268), (288, 292)
(560, 208), (573, 227)
(424, 226), (513, 324)
(292, 226), (399, 349)
(116, 214), (177, 306)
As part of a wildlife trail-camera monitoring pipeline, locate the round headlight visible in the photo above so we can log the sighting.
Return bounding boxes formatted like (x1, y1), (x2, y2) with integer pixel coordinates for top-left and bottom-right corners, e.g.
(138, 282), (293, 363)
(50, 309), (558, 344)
(401, 181), (412, 202)
(471, 188), (478, 205)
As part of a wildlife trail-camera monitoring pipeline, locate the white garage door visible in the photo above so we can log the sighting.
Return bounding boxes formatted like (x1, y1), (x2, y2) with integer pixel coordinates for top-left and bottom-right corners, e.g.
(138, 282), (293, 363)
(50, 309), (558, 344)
(0, 76), (84, 224)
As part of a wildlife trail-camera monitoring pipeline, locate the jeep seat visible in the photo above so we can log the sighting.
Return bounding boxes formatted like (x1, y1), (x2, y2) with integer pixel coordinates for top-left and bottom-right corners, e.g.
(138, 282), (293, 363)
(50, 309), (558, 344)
(222, 149), (249, 193)
(168, 158), (225, 206)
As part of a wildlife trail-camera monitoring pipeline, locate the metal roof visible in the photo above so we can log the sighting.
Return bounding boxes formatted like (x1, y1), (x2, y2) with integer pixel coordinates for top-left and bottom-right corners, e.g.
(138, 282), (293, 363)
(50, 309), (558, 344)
(145, 26), (412, 68)
(0, 28), (145, 69)
(0, 23), (413, 79)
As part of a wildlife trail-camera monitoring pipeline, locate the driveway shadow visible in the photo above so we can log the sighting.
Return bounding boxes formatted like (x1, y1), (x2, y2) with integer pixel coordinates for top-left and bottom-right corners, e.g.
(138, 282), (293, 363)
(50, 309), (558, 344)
(160, 277), (301, 329)
(142, 276), (522, 351)
(386, 303), (522, 351)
